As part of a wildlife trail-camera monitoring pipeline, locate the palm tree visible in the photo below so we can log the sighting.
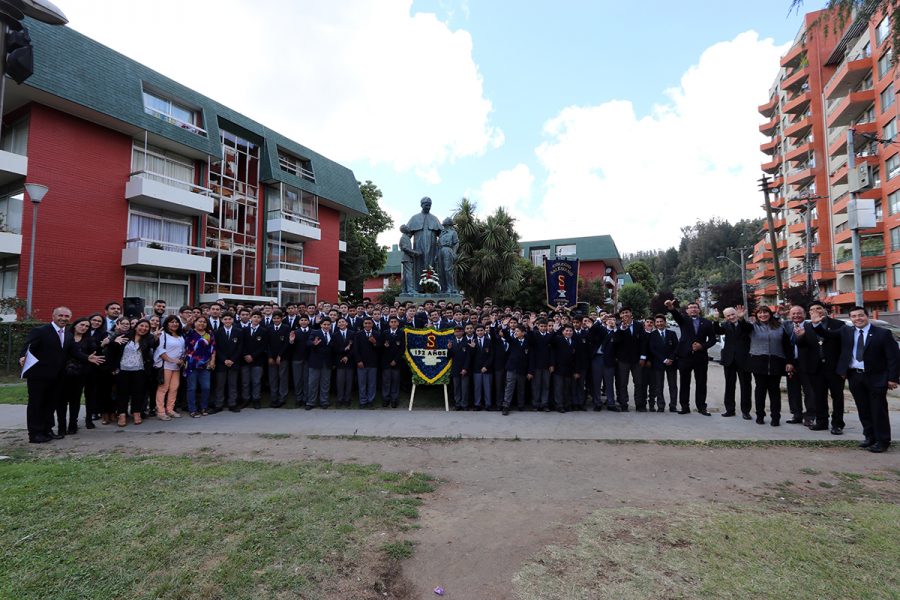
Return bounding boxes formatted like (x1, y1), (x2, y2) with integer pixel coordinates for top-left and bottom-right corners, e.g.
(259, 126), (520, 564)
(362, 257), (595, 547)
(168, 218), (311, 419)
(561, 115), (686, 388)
(452, 199), (523, 301)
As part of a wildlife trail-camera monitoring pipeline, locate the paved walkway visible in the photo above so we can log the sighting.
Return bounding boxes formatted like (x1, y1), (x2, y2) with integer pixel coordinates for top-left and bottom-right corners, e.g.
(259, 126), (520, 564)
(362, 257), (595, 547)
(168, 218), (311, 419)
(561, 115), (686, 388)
(2, 364), (897, 442)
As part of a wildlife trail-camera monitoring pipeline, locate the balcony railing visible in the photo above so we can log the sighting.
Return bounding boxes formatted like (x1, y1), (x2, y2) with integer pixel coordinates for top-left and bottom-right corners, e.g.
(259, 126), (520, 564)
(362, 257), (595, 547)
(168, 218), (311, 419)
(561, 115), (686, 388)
(268, 209), (319, 230)
(130, 169), (213, 196)
(266, 260), (319, 273)
(125, 237), (206, 256)
(144, 106), (207, 137)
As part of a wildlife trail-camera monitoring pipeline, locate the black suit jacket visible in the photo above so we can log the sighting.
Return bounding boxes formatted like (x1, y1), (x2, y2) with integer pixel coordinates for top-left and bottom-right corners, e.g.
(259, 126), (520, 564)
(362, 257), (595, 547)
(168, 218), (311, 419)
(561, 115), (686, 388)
(214, 327), (244, 369)
(612, 322), (647, 364)
(647, 328), (678, 369)
(353, 329), (380, 367)
(380, 328), (405, 369)
(505, 337), (529, 374)
(266, 324), (291, 360)
(836, 324), (900, 386)
(783, 321), (821, 373)
(810, 316), (844, 370)
(21, 324), (85, 380)
(550, 335), (579, 376)
(472, 335), (494, 372)
(241, 326), (269, 363)
(713, 320), (750, 369)
(669, 309), (716, 367)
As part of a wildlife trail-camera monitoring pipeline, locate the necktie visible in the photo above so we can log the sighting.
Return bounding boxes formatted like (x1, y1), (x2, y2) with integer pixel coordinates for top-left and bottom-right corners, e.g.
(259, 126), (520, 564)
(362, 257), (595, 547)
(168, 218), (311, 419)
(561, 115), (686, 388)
(58, 327), (65, 347)
(693, 319), (699, 334)
(856, 329), (865, 362)
(325, 333), (330, 345)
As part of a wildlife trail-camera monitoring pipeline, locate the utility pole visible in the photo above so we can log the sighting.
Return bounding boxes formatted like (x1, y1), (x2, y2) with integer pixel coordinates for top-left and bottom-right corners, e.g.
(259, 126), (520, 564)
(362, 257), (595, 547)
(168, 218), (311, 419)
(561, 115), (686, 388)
(847, 129), (864, 307)
(759, 175), (784, 304)
(738, 246), (750, 309)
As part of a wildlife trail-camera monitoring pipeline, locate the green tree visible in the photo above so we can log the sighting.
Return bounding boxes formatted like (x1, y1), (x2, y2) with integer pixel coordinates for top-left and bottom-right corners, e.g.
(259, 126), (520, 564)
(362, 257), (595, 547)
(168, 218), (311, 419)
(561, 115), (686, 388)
(497, 258), (545, 309)
(378, 278), (402, 306)
(626, 260), (657, 294)
(791, 2), (900, 55)
(578, 277), (608, 311)
(617, 283), (651, 317)
(339, 181), (394, 301)
(453, 198), (523, 302)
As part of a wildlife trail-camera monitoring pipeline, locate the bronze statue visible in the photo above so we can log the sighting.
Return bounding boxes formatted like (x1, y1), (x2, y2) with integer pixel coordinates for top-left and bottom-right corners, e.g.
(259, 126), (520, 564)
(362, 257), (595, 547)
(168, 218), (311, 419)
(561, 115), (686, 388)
(438, 217), (459, 293)
(399, 224), (420, 294)
(405, 197), (443, 282)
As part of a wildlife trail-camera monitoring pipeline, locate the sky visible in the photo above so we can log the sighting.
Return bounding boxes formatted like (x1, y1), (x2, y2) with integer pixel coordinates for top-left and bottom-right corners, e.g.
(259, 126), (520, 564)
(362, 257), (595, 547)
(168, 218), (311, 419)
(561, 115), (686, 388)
(58, 0), (812, 254)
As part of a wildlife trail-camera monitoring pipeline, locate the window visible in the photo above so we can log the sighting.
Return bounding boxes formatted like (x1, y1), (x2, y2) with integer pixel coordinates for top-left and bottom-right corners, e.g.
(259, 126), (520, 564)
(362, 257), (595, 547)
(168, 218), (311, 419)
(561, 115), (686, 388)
(888, 155), (900, 180)
(277, 150), (315, 183)
(0, 117), (28, 155)
(0, 190), (23, 234)
(0, 257), (17, 301)
(891, 226), (900, 251)
(890, 190), (900, 215)
(530, 247), (550, 266)
(267, 184), (318, 225)
(873, 166), (882, 188)
(859, 104), (876, 124)
(124, 269), (189, 313)
(893, 263), (900, 286)
(885, 118), (897, 142)
(877, 16), (891, 46)
(264, 283), (316, 307)
(881, 83), (895, 113)
(879, 48), (893, 79)
(556, 244), (576, 256)
(127, 209), (192, 252)
(142, 87), (205, 136)
(863, 271), (887, 290)
(267, 239), (305, 270)
(132, 143), (195, 190)
(876, 200), (884, 220)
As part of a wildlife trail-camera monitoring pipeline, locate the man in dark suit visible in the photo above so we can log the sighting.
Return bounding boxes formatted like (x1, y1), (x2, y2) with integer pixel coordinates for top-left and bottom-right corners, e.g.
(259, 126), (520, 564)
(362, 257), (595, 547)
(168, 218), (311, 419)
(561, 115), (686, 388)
(783, 305), (819, 426)
(354, 317), (380, 408)
(528, 320), (553, 411)
(501, 324), (529, 415)
(808, 301), (847, 434)
(665, 299), (717, 415)
(213, 312), (244, 412)
(20, 306), (103, 442)
(240, 311), (268, 409)
(448, 325), (473, 410)
(714, 307), (752, 418)
(289, 314), (312, 408)
(306, 317), (334, 408)
(550, 324), (580, 413)
(824, 305), (899, 453)
(471, 324), (494, 410)
(380, 316), (405, 408)
(266, 311), (291, 407)
(648, 314), (679, 413)
(613, 308), (647, 411)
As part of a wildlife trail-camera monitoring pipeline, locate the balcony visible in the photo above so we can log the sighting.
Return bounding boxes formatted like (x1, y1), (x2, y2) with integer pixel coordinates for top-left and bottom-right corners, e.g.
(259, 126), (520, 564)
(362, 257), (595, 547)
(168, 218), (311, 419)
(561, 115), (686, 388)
(266, 210), (321, 242)
(781, 43), (806, 68)
(770, 196), (785, 209)
(835, 251), (886, 271)
(0, 230), (21, 256)
(829, 289), (889, 304)
(789, 246), (807, 258)
(784, 115), (812, 140)
(758, 97), (777, 118)
(825, 56), (872, 100)
(121, 238), (212, 274)
(788, 219), (817, 234)
(759, 115), (779, 136)
(786, 166), (815, 186)
(125, 172), (213, 216)
(762, 155), (783, 174)
(760, 135), (781, 155)
(785, 141), (812, 163)
(265, 261), (320, 286)
(783, 91), (811, 115)
(0, 149), (27, 186)
(826, 89), (875, 127)
(782, 66), (810, 92)
(833, 192), (851, 214)
(831, 163), (848, 185)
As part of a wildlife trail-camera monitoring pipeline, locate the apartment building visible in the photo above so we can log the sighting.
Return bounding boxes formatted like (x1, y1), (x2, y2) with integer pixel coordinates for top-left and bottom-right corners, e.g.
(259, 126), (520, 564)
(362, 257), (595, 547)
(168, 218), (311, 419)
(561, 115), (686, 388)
(752, 6), (899, 312)
(0, 18), (365, 320)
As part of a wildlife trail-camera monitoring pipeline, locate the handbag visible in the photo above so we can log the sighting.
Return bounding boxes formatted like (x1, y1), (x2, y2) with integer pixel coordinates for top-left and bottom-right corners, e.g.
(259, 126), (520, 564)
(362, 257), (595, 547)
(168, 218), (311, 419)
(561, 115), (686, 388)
(153, 333), (167, 369)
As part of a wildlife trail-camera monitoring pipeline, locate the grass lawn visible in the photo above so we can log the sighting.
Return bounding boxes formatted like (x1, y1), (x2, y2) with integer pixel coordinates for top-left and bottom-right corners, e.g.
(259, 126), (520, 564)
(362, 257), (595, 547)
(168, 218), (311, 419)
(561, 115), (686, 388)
(0, 382), (26, 404)
(514, 471), (900, 600)
(0, 451), (434, 599)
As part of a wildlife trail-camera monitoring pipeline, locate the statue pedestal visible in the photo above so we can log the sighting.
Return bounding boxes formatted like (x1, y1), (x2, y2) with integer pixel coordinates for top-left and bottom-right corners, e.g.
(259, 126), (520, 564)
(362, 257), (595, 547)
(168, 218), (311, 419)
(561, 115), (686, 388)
(397, 292), (465, 306)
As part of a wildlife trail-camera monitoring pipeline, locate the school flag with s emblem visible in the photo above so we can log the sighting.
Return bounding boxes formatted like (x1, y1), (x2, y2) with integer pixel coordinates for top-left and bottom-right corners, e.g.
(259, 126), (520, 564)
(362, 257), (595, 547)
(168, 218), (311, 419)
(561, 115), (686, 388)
(545, 256), (579, 308)
(404, 327), (454, 385)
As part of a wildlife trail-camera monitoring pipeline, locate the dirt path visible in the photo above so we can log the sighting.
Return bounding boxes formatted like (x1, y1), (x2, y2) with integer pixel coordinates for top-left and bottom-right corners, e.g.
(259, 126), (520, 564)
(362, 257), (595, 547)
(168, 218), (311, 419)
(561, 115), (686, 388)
(4, 430), (898, 599)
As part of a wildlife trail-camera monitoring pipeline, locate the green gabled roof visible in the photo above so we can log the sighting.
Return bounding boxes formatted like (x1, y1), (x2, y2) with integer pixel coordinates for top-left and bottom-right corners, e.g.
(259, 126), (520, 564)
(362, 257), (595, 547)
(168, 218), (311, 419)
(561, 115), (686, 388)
(618, 273), (634, 285)
(519, 235), (622, 270)
(23, 18), (366, 216)
(379, 245), (402, 276)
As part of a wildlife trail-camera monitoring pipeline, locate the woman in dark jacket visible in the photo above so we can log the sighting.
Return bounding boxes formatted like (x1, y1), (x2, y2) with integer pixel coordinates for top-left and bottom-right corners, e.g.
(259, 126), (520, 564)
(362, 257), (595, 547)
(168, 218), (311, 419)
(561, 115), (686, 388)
(737, 305), (794, 426)
(83, 313), (106, 428)
(105, 319), (156, 427)
(58, 317), (99, 436)
(97, 318), (132, 424)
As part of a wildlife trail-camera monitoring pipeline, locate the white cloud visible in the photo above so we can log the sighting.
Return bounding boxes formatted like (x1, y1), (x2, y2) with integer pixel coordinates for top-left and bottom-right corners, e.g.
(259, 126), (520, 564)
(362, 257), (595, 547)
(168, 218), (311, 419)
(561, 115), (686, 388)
(60, 0), (500, 178)
(467, 163), (534, 216)
(519, 30), (789, 252)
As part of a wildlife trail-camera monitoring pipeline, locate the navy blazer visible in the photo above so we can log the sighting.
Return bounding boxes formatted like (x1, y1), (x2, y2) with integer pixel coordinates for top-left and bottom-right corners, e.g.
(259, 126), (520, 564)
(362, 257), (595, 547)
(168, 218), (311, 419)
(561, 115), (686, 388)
(668, 309), (717, 367)
(647, 328), (678, 369)
(21, 324), (88, 380)
(472, 335), (494, 372)
(550, 335), (580, 377)
(713, 320), (750, 369)
(214, 326), (244, 369)
(836, 324), (900, 386)
(505, 337), (529, 374)
(380, 328), (405, 369)
(353, 328), (380, 368)
(449, 335), (473, 376)
(306, 329), (334, 369)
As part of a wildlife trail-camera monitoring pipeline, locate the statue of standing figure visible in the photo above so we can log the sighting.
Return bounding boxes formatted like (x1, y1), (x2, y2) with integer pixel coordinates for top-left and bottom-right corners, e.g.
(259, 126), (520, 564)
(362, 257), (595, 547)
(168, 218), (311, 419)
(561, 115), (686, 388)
(399, 224), (420, 294)
(438, 217), (459, 293)
(406, 197), (443, 286)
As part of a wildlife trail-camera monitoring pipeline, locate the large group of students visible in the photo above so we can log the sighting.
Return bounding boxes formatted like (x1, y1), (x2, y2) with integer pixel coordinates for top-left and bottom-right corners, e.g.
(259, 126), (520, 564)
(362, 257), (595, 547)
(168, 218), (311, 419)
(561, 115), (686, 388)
(19, 296), (897, 452)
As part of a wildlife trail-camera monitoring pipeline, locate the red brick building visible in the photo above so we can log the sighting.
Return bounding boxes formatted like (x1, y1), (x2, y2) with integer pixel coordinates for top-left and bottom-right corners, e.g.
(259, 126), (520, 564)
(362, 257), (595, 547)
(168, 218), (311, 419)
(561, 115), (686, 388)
(0, 19), (365, 320)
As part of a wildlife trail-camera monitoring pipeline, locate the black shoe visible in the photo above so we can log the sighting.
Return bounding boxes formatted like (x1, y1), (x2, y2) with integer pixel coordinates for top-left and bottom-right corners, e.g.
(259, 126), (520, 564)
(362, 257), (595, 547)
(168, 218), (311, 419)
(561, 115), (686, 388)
(207, 407), (221, 415)
(677, 409), (690, 415)
(49, 432), (64, 440)
(802, 417), (814, 427)
(29, 434), (52, 443)
(721, 412), (735, 418)
(786, 416), (803, 424)
(557, 407), (566, 413)
(668, 406), (677, 413)
(85, 420), (96, 429)
(253, 402), (261, 410)
(455, 406), (464, 411)
(742, 413), (752, 420)
(858, 438), (876, 448)
(390, 401), (398, 408)
(229, 407), (241, 413)
(593, 405), (603, 411)
(868, 442), (890, 453)
(771, 417), (780, 427)
(475, 406), (483, 412)
(656, 406), (665, 413)
(607, 405), (620, 412)
(830, 426), (844, 436)
(67, 425), (78, 435)
(320, 404), (329, 409)
(756, 416), (765, 424)
(809, 423), (828, 431)
(305, 406), (314, 411)
(636, 407), (647, 412)
(699, 411), (711, 416)
(620, 406), (630, 413)
(502, 407), (510, 416)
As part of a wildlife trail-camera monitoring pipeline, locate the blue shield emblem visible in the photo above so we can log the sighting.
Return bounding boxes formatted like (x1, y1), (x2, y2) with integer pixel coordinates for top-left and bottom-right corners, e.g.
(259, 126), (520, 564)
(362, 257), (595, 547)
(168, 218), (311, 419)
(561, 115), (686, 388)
(404, 328), (454, 384)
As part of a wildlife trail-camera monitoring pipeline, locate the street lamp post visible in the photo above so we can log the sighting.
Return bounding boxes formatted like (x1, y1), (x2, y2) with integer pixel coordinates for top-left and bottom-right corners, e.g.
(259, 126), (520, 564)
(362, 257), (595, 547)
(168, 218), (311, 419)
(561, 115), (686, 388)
(23, 182), (47, 317)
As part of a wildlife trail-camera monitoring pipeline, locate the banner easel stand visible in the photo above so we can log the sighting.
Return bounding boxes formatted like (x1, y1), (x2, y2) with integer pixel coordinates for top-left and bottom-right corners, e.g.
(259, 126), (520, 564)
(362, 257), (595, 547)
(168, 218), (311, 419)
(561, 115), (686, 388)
(408, 383), (449, 411)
